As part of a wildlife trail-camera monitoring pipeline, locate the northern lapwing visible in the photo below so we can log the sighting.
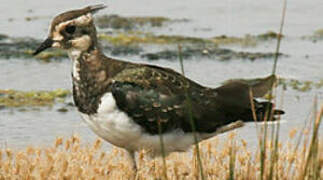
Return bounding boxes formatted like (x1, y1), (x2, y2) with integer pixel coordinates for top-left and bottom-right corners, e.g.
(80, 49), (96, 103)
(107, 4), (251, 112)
(33, 5), (284, 171)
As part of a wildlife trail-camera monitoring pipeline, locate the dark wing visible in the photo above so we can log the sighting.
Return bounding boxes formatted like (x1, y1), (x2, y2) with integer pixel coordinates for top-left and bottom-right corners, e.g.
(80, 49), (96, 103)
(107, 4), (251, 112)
(108, 66), (282, 135)
(109, 81), (187, 134)
(108, 66), (224, 134)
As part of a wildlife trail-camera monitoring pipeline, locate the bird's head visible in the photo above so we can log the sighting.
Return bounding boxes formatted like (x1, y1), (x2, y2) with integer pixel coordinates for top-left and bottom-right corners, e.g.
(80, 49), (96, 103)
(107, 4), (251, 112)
(33, 4), (106, 55)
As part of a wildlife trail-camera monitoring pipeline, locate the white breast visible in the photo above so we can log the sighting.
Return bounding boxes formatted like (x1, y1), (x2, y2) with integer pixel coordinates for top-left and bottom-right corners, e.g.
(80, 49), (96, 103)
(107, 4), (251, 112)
(80, 93), (142, 149)
(80, 93), (201, 153)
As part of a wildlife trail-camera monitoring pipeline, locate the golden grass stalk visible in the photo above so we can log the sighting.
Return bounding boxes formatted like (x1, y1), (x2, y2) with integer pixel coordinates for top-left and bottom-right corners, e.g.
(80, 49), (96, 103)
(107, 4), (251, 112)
(158, 120), (168, 180)
(300, 101), (323, 179)
(0, 129), (321, 179)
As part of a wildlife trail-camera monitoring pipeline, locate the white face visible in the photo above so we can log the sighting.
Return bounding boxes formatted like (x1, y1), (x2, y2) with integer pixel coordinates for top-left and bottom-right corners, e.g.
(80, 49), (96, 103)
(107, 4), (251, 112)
(50, 13), (94, 51)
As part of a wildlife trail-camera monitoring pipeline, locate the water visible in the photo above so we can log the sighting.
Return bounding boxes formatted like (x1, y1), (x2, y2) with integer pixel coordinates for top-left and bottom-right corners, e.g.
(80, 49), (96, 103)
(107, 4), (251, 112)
(0, 0), (322, 150)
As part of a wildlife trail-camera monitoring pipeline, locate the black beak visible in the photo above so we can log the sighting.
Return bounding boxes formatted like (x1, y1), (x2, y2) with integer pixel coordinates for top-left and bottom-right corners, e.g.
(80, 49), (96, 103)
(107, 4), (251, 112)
(33, 38), (54, 55)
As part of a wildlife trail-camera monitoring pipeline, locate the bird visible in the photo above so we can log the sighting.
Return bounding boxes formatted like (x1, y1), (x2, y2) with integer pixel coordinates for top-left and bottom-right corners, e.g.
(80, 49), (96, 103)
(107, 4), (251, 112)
(33, 4), (284, 171)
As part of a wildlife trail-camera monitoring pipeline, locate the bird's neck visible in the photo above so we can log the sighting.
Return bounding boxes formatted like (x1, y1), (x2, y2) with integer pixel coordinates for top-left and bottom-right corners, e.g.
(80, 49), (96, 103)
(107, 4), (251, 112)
(68, 43), (105, 114)
(68, 45), (126, 115)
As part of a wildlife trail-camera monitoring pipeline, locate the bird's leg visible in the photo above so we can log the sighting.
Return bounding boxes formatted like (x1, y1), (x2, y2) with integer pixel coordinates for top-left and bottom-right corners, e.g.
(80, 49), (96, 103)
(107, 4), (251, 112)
(125, 150), (137, 172)
(215, 120), (244, 135)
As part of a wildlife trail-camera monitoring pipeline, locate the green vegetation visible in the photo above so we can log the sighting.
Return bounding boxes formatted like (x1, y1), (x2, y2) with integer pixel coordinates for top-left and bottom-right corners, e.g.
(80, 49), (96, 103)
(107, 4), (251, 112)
(141, 47), (284, 61)
(0, 34), (8, 40)
(211, 34), (257, 47)
(0, 35), (142, 60)
(98, 32), (211, 46)
(278, 78), (323, 92)
(256, 31), (283, 40)
(98, 31), (281, 47)
(302, 28), (323, 41)
(0, 89), (71, 108)
(0, 36), (67, 61)
(0, 32), (285, 61)
(25, 49), (67, 61)
(95, 15), (176, 30)
(314, 29), (323, 37)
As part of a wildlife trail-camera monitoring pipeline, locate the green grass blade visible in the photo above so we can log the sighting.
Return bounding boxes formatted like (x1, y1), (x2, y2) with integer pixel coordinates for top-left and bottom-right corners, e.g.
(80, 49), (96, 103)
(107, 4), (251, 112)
(178, 44), (205, 180)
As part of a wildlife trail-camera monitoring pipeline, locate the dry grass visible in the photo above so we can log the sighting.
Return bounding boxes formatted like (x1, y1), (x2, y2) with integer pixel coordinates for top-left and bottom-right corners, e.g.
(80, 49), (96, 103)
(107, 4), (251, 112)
(0, 127), (322, 180)
(0, 103), (322, 180)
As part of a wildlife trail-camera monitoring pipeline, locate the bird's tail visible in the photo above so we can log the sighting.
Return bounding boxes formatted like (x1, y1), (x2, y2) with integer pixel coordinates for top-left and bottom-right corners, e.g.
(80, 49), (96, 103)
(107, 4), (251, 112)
(242, 101), (284, 122)
(215, 74), (285, 123)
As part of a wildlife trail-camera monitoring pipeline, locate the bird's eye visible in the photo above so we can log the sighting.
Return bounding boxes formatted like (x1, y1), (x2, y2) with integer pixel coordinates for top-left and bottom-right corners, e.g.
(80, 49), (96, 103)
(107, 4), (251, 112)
(65, 25), (76, 34)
